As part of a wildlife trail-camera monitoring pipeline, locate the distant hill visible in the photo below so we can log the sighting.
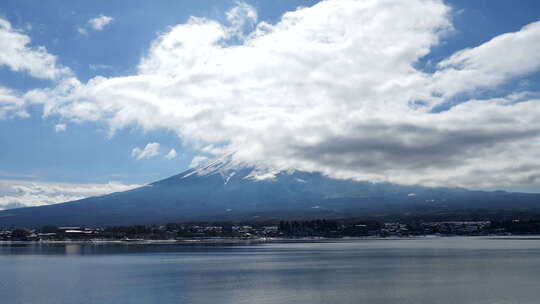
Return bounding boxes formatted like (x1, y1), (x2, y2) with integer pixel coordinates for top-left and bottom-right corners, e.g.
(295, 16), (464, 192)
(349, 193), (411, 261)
(1, 155), (539, 227)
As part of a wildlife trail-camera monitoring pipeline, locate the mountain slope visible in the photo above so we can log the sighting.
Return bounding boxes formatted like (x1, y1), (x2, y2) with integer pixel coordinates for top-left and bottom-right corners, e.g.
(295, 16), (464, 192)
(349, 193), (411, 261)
(1, 155), (539, 227)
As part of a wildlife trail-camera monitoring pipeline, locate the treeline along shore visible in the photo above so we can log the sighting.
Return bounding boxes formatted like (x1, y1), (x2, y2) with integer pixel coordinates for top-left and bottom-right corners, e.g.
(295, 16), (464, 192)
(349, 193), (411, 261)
(2, 217), (540, 242)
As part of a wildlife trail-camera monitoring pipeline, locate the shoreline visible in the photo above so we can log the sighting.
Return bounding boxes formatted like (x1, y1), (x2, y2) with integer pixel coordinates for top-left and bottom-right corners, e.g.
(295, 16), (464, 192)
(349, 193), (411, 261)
(2, 235), (540, 246)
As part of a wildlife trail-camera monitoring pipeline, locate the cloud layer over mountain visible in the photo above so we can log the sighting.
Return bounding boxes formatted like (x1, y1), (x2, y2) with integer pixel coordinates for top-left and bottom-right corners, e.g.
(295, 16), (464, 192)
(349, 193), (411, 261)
(3, 0), (540, 188)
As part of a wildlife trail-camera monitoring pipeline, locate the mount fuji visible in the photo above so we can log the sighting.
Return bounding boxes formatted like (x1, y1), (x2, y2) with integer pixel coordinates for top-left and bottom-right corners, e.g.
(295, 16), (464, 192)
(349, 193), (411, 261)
(1, 155), (539, 227)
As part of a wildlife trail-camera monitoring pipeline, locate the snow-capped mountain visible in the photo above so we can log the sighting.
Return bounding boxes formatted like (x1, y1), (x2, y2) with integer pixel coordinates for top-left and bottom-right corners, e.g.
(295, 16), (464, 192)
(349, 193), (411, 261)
(1, 155), (540, 227)
(176, 153), (284, 183)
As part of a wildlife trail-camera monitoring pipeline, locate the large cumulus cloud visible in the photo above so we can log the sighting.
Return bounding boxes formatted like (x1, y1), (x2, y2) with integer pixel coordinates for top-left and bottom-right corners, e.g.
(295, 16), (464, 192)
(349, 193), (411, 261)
(15, 0), (540, 188)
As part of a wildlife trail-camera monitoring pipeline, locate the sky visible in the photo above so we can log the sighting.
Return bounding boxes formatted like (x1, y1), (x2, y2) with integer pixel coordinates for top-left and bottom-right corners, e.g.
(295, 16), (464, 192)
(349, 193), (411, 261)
(0, 0), (539, 209)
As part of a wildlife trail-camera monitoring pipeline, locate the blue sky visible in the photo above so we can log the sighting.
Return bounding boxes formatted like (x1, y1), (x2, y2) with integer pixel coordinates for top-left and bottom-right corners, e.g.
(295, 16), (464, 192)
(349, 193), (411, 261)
(0, 0), (539, 208)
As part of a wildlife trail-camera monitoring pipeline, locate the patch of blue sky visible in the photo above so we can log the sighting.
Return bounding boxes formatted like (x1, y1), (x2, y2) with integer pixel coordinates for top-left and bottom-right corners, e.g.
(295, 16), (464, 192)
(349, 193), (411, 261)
(0, 69), (54, 92)
(0, 107), (195, 184)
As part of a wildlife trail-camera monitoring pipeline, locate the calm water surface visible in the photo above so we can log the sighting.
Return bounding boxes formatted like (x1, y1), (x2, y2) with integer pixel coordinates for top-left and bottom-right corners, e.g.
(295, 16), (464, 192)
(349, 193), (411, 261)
(1, 237), (540, 304)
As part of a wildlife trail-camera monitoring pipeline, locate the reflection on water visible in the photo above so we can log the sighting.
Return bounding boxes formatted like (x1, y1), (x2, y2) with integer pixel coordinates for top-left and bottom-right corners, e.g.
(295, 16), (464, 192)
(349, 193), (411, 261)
(65, 244), (82, 255)
(1, 237), (540, 304)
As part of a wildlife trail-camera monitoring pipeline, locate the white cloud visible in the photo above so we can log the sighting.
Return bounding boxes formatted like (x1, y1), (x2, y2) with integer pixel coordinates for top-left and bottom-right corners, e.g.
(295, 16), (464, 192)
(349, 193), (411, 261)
(88, 15), (113, 31)
(0, 87), (28, 119)
(89, 63), (112, 71)
(77, 27), (88, 35)
(189, 155), (209, 168)
(226, 1), (257, 37)
(54, 123), (67, 132)
(15, 0), (540, 188)
(0, 180), (140, 209)
(431, 21), (540, 101)
(78, 15), (113, 35)
(131, 142), (160, 160)
(165, 148), (177, 160)
(0, 18), (71, 79)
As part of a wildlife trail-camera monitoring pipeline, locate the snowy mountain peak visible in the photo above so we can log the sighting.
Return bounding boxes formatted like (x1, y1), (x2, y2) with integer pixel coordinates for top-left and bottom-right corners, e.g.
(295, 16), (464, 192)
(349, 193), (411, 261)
(181, 153), (280, 183)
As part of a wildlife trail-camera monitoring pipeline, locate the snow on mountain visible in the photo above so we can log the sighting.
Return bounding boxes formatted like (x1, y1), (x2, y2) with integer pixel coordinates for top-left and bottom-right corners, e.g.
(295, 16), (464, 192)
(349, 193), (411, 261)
(181, 153), (284, 183)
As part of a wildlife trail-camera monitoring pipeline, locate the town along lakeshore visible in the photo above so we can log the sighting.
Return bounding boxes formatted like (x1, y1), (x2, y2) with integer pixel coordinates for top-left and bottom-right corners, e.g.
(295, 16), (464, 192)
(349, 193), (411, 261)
(2, 218), (539, 243)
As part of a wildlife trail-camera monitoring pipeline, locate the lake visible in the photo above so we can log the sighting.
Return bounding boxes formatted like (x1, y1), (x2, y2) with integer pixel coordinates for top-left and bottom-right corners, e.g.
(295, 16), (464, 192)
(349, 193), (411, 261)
(1, 237), (539, 304)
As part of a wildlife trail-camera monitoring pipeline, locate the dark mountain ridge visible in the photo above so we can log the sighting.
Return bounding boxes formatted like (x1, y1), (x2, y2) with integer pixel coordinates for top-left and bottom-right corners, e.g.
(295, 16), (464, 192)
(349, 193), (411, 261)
(1, 155), (539, 227)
